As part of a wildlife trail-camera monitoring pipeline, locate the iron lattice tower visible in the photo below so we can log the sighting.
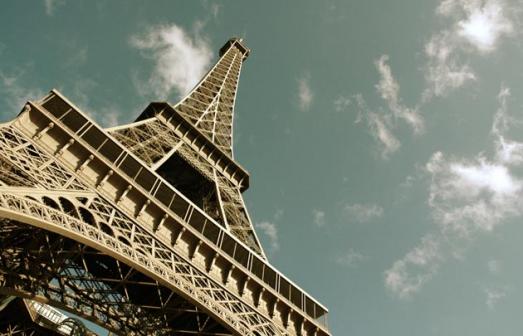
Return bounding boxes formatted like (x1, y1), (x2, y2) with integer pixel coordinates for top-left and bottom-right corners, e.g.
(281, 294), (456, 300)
(0, 38), (330, 336)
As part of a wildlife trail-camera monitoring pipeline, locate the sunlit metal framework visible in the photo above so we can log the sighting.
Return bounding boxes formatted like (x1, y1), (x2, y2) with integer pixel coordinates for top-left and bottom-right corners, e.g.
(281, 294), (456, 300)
(0, 38), (330, 336)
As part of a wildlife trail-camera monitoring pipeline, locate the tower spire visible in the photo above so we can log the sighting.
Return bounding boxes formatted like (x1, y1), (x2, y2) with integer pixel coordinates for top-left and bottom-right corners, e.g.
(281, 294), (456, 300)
(167, 37), (249, 156)
(108, 38), (266, 257)
(111, 37), (248, 160)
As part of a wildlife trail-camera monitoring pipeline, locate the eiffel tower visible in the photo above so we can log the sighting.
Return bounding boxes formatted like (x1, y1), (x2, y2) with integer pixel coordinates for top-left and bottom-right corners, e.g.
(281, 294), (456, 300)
(0, 38), (330, 336)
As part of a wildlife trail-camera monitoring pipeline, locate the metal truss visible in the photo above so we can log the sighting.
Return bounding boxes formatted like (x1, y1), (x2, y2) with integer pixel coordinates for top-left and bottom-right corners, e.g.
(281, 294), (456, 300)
(0, 37), (331, 336)
(0, 120), (280, 335)
(0, 124), (85, 191)
(0, 297), (91, 336)
(108, 39), (265, 258)
(0, 191), (284, 335)
(110, 114), (265, 257)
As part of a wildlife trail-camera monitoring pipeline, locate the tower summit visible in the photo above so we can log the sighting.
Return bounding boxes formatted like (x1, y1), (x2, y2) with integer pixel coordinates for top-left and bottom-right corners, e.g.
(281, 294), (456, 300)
(0, 38), (330, 335)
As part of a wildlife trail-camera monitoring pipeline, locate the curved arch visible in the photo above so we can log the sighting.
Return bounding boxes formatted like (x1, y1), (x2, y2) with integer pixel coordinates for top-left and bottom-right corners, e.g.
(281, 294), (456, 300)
(78, 207), (97, 227)
(0, 195), (280, 336)
(118, 236), (131, 246)
(59, 197), (79, 218)
(42, 196), (60, 210)
(99, 222), (114, 237)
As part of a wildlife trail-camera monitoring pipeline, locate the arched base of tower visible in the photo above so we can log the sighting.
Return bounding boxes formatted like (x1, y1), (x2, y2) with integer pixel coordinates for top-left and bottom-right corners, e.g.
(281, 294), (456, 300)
(0, 220), (233, 336)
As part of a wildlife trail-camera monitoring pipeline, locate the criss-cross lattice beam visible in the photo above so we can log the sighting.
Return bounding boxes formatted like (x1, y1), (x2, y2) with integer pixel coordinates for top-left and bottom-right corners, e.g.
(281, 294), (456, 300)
(110, 38), (246, 158)
(0, 191), (288, 335)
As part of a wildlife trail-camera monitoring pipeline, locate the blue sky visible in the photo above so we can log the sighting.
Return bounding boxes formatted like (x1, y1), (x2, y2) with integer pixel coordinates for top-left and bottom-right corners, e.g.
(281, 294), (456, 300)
(2, 0), (523, 335)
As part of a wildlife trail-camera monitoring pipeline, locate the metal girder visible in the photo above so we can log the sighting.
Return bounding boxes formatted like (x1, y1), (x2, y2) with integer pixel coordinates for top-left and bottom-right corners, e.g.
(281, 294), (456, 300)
(0, 189), (285, 335)
(0, 36), (331, 336)
(106, 40), (266, 258)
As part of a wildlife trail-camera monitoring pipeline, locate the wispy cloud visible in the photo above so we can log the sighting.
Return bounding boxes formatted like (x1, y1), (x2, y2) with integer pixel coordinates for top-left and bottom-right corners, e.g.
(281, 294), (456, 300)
(336, 248), (368, 268)
(334, 95), (352, 113)
(385, 234), (442, 299)
(44, 0), (65, 16)
(450, 0), (513, 52)
(312, 209), (326, 227)
(297, 74), (313, 111)
(492, 86), (523, 166)
(347, 55), (421, 158)
(351, 94), (401, 158)
(386, 85), (523, 299)
(343, 202), (384, 223)
(427, 154), (521, 240)
(423, 31), (476, 100)
(423, 0), (514, 99)
(375, 55), (424, 134)
(202, 0), (221, 19)
(130, 23), (213, 99)
(484, 286), (507, 310)
(369, 112), (402, 158)
(255, 221), (279, 251)
(0, 69), (44, 113)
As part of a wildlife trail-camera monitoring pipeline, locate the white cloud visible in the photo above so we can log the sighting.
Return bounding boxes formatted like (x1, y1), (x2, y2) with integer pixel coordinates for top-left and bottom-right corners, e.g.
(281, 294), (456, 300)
(423, 31), (476, 99)
(457, 0), (513, 52)
(375, 55), (424, 134)
(425, 87), (523, 238)
(491, 85), (511, 136)
(336, 248), (368, 267)
(297, 74), (313, 111)
(351, 94), (401, 158)
(387, 85), (523, 299)
(385, 235), (442, 299)
(423, 0), (514, 98)
(130, 23), (213, 99)
(255, 221), (279, 251)
(368, 112), (401, 158)
(44, 0), (65, 16)
(427, 151), (521, 238)
(450, 161), (520, 196)
(492, 86), (523, 166)
(349, 55), (423, 158)
(312, 209), (326, 227)
(485, 287), (507, 310)
(344, 203), (384, 223)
